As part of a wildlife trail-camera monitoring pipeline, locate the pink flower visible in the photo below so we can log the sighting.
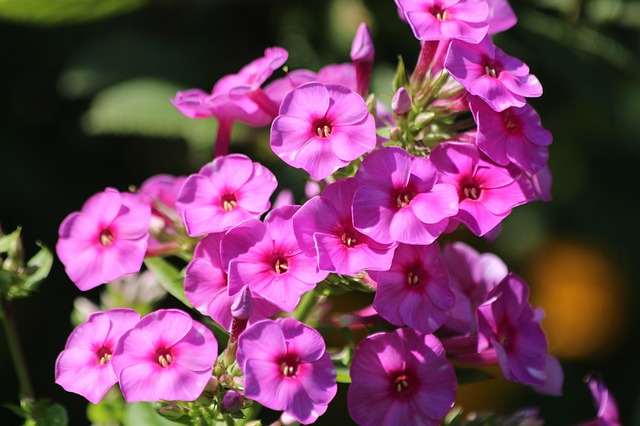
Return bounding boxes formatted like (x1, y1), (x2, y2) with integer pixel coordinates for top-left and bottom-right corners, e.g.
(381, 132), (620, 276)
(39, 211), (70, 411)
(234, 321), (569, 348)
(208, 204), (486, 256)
(220, 206), (328, 312)
(57, 188), (151, 291)
(176, 154), (277, 237)
(350, 22), (375, 97)
(185, 233), (279, 331)
(112, 309), (218, 402)
(352, 146), (459, 245)
(293, 178), (396, 275)
(237, 318), (337, 424)
(476, 273), (549, 387)
(348, 328), (456, 426)
(371, 242), (454, 334)
(486, 0), (517, 34)
(470, 96), (552, 173)
(270, 82), (376, 180)
(430, 142), (534, 236)
(580, 376), (621, 426)
(55, 309), (141, 404)
(395, 0), (489, 44)
(138, 174), (186, 249)
(445, 36), (542, 112)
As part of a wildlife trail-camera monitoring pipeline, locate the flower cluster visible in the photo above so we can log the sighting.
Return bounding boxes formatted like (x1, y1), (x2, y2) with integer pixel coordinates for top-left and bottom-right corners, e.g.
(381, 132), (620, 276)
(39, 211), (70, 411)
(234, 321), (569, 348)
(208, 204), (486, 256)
(53, 1), (620, 425)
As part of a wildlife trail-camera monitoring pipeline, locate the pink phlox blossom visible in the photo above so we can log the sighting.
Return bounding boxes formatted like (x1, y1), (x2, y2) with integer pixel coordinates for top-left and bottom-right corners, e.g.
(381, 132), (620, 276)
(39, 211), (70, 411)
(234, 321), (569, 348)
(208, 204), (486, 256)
(348, 328), (456, 426)
(55, 309), (141, 404)
(579, 376), (621, 426)
(172, 47), (288, 126)
(138, 174), (186, 248)
(470, 96), (551, 173)
(220, 205), (328, 312)
(352, 146), (459, 245)
(237, 318), (337, 424)
(371, 242), (454, 334)
(112, 309), (218, 402)
(430, 141), (534, 236)
(525, 164), (553, 202)
(440, 241), (507, 335)
(57, 188), (151, 291)
(476, 273), (549, 387)
(185, 233), (279, 331)
(445, 36), (542, 112)
(395, 0), (490, 44)
(176, 154), (277, 237)
(271, 82), (376, 180)
(486, 0), (517, 34)
(293, 178), (396, 275)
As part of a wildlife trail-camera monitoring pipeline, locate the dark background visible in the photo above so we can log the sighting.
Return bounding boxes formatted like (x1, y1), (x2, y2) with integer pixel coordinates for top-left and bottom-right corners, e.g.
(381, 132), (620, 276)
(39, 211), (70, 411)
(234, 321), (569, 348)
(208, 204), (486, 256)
(2, 0), (639, 424)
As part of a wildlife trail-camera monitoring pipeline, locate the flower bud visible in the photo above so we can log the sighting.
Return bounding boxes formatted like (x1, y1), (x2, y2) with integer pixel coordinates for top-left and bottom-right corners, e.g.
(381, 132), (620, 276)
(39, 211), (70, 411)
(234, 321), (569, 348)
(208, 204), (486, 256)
(350, 23), (374, 63)
(392, 87), (411, 115)
(157, 403), (186, 420)
(231, 286), (254, 320)
(221, 390), (244, 413)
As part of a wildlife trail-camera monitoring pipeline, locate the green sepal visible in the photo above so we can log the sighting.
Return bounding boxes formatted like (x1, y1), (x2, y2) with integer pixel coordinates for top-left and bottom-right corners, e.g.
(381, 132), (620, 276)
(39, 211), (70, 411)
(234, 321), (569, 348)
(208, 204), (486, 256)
(392, 56), (408, 93)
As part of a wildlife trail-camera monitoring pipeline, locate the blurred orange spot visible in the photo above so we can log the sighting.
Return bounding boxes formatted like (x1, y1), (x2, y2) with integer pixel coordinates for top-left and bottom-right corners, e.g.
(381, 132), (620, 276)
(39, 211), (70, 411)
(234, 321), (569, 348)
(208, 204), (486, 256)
(526, 240), (626, 359)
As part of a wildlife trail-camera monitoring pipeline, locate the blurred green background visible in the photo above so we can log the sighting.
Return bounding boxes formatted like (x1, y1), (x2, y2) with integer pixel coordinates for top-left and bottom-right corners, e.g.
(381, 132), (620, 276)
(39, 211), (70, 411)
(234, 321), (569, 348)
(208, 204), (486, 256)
(1, 0), (639, 424)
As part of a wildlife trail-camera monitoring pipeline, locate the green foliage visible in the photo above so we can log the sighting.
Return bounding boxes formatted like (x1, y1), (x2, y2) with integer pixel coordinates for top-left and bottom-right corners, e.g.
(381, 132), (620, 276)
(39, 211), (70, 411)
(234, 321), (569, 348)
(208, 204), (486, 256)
(0, 0), (147, 26)
(143, 257), (191, 308)
(0, 228), (52, 300)
(4, 397), (68, 426)
(125, 402), (178, 426)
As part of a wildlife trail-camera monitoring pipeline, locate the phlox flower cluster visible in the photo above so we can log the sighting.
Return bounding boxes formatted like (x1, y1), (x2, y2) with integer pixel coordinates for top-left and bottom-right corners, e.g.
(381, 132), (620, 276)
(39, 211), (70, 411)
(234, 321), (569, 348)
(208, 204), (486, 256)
(53, 1), (616, 425)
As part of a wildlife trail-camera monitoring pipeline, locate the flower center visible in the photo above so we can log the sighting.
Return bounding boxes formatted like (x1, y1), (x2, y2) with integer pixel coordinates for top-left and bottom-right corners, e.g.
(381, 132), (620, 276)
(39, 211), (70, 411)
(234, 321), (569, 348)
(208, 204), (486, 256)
(156, 348), (174, 368)
(501, 110), (519, 131)
(221, 194), (238, 211)
(313, 118), (333, 138)
(341, 230), (359, 248)
(274, 256), (289, 274)
(99, 229), (115, 247)
(396, 192), (415, 208)
(407, 270), (421, 286)
(462, 184), (481, 201)
(485, 65), (498, 78)
(430, 6), (448, 20)
(394, 374), (410, 393)
(96, 346), (112, 365)
(279, 354), (300, 378)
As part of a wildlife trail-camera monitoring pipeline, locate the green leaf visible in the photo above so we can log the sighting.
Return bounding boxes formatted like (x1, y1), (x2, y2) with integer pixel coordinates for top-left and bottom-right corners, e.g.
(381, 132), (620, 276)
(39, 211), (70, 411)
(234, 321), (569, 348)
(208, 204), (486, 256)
(0, 0), (147, 27)
(454, 367), (494, 385)
(392, 55), (408, 93)
(21, 243), (53, 291)
(335, 365), (352, 384)
(124, 402), (178, 426)
(0, 227), (22, 264)
(143, 257), (192, 309)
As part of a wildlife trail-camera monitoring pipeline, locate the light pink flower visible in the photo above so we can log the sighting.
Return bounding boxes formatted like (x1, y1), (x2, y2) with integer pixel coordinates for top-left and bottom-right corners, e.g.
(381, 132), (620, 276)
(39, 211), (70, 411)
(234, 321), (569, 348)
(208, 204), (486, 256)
(270, 82), (376, 180)
(112, 309), (218, 402)
(348, 328), (456, 426)
(55, 309), (141, 404)
(445, 36), (542, 112)
(176, 154), (277, 237)
(57, 188), (151, 291)
(237, 318), (337, 424)
(486, 0), (517, 34)
(395, 0), (489, 44)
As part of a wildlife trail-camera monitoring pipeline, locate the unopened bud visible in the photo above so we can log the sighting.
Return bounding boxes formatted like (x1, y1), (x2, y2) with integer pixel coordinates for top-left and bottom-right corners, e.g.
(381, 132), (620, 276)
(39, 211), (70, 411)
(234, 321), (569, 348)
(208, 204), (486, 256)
(390, 127), (404, 142)
(392, 87), (411, 115)
(221, 390), (244, 413)
(350, 23), (374, 63)
(414, 112), (435, 128)
(231, 286), (254, 320)
(158, 403), (186, 420)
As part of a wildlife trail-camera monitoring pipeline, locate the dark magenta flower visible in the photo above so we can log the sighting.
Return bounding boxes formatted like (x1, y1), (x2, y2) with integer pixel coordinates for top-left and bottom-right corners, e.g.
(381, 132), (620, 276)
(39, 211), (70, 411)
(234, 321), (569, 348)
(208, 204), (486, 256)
(237, 318), (337, 424)
(57, 188), (151, 291)
(176, 154), (277, 237)
(348, 328), (456, 426)
(55, 309), (141, 404)
(372, 242), (454, 334)
(270, 82), (376, 180)
(352, 146), (459, 245)
(112, 309), (218, 402)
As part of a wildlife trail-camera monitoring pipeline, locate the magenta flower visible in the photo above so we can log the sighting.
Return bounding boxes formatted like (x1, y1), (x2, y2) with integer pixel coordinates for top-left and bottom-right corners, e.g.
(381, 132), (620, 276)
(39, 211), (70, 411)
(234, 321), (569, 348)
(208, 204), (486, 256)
(270, 82), (376, 180)
(476, 273), (548, 387)
(185, 233), (279, 331)
(237, 318), (337, 424)
(111, 309), (218, 402)
(395, 0), (489, 44)
(445, 36), (542, 112)
(348, 328), (456, 426)
(486, 0), (517, 34)
(138, 174), (186, 249)
(430, 142), (534, 236)
(470, 96), (552, 173)
(352, 146), (459, 245)
(580, 376), (621, 426)
(57, 188), (151, 291)
(372, 242), (454, 334)
(293, 178), (396, 275)
(176, 154), (277, 237)
(440, 241), (507, 335)
(55, 309), (141, 404)
(220, 206), (328, 312)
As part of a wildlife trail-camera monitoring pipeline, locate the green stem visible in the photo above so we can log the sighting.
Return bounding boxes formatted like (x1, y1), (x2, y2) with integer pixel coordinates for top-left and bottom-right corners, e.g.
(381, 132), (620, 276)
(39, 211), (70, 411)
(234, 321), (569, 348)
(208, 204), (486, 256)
(0, 296), (34, 399)
(292, 290), (318, 324)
